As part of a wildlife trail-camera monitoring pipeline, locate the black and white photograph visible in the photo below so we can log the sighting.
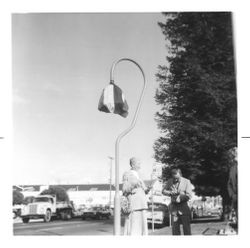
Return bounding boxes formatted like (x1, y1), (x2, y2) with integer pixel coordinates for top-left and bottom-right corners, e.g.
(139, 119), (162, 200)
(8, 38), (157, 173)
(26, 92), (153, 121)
(10, 11), (238, 236)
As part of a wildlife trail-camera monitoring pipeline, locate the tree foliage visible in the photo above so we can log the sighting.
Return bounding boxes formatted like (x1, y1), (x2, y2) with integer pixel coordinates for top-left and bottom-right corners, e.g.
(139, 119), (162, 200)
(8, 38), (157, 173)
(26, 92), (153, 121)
(154, 12), (237, 203)
(40, 186), (69, 202)
(13, 190), (24, 205)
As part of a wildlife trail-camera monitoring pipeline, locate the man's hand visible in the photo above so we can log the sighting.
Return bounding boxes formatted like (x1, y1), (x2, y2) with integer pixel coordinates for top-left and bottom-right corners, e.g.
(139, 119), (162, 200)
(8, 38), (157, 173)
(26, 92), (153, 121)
(162, 189), (179, 196)
(162, 189), (172, 196)
(178, 193), (190, 202)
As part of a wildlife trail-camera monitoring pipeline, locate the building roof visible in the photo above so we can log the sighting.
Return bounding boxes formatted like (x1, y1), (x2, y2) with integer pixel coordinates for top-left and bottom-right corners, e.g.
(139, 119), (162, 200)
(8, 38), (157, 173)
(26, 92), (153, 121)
(14, 185), (41, 191)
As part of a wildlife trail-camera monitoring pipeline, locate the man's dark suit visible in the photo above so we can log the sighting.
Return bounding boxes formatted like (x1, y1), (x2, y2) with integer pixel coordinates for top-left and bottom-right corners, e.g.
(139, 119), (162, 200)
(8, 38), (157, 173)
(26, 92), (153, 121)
(163, 177), (193, 235)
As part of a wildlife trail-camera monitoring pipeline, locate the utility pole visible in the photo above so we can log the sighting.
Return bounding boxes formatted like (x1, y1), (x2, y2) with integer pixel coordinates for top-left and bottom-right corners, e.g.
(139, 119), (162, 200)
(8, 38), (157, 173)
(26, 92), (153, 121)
(151, 173), (155, 232)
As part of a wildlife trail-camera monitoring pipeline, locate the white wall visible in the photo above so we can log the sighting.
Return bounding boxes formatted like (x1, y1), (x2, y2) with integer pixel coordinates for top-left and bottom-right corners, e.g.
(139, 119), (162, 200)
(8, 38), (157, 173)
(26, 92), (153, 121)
(68, 190), (121, 207)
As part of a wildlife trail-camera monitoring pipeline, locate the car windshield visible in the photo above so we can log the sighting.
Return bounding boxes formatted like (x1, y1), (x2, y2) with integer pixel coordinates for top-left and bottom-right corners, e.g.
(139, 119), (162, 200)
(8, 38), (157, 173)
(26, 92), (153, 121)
(33, 197), (52, 203)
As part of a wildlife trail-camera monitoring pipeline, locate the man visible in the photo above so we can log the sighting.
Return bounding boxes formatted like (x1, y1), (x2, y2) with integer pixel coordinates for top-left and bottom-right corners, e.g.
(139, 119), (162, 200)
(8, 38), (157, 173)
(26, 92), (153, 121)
(162, 167), (193, 235)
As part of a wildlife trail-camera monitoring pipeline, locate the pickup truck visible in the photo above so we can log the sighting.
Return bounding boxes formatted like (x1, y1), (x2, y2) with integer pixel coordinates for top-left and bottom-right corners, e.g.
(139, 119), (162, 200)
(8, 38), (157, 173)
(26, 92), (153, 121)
(21, 195), (75, 223)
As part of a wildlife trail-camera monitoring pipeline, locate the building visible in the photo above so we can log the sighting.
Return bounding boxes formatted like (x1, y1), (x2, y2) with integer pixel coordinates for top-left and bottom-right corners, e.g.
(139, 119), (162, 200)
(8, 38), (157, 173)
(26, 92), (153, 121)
(13, 180), (171, 208)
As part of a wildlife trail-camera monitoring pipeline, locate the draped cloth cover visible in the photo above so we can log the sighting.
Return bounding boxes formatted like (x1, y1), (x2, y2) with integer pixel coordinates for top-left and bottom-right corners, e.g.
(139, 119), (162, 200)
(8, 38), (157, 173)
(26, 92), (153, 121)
(98, 83), (129, 118)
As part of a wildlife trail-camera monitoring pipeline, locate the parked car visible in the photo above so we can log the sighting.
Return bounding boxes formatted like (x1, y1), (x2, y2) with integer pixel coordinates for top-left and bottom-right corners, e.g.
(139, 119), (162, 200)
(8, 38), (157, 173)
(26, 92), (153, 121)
(190, 205), (222, 220)
(147, 202), (170, 226)
(82, 206), (111, 220)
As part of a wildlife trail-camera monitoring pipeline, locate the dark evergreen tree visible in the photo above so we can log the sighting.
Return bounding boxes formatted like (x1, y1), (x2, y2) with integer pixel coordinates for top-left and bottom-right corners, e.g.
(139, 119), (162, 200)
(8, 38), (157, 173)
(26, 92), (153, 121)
(154, 12), (237, 214)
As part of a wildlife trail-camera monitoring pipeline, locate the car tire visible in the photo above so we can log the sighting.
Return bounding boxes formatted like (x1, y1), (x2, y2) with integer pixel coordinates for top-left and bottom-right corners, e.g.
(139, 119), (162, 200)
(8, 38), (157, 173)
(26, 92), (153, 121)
(22, 218), (30, 223)
(44, 209), (52, 223)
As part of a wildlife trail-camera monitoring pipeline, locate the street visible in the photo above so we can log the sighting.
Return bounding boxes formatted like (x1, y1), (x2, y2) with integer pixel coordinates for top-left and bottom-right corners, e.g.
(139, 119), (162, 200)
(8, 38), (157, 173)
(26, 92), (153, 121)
(14, 218), (115, 235)
(13, 217), (226, 235)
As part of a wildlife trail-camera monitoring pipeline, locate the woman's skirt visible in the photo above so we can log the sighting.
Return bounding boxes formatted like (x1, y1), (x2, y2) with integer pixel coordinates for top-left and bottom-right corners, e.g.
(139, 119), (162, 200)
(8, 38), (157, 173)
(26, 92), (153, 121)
(123, 209), (148, 235)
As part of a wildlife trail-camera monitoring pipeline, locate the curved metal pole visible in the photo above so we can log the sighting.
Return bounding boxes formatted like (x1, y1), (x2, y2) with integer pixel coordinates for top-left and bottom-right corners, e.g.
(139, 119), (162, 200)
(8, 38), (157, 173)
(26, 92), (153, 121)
(111, 58), (147, 235)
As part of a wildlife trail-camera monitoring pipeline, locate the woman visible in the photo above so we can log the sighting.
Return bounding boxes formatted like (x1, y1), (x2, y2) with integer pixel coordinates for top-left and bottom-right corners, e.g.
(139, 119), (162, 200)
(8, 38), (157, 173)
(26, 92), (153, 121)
(122, 157), (150, 235)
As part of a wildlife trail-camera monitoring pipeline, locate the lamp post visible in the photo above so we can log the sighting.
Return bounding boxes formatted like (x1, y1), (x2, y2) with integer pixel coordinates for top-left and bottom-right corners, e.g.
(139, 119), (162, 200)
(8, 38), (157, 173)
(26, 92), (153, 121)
(108, 156), (114, 208)
(110, 58), (146, 235)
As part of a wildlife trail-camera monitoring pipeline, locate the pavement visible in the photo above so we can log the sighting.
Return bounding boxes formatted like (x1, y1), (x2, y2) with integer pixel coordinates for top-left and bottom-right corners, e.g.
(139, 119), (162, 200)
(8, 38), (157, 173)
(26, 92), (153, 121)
(151, 220), (228, 235)
(13, 217), (228, 236)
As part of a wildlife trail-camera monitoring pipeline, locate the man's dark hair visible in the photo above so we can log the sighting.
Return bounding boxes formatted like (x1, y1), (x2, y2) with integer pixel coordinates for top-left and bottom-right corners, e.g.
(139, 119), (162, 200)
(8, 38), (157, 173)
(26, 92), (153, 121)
(170, 166), (182, 175)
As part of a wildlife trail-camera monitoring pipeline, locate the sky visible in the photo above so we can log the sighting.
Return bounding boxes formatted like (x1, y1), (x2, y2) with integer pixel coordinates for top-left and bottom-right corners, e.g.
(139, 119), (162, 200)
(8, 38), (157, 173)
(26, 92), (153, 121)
(12, 13), (167, 185)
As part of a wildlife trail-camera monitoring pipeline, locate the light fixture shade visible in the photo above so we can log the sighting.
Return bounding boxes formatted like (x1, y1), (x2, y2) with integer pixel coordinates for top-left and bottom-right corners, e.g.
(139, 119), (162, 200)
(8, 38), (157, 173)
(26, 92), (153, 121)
(98, 83), (129, 118)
